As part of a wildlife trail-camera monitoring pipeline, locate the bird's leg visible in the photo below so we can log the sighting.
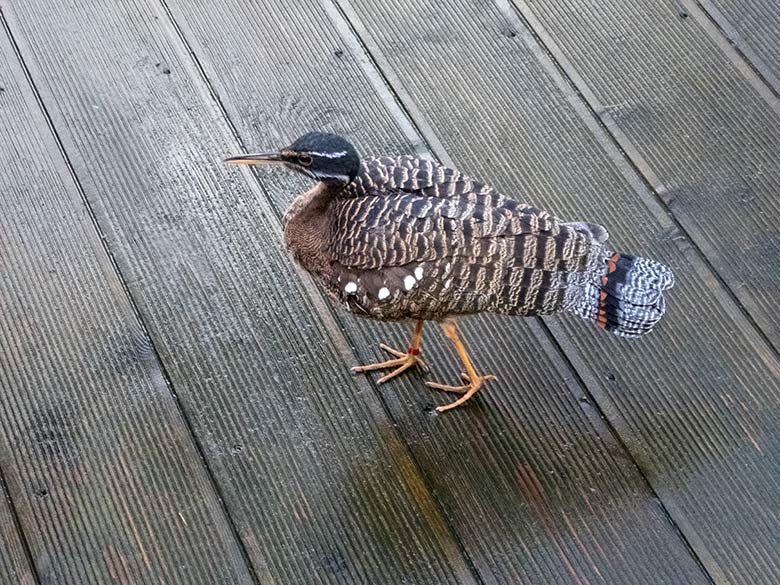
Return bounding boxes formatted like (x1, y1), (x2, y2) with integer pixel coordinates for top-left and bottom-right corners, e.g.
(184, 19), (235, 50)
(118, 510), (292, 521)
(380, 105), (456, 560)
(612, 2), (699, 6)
(427, 320), (496, 412)
(351, 320), (427, 384)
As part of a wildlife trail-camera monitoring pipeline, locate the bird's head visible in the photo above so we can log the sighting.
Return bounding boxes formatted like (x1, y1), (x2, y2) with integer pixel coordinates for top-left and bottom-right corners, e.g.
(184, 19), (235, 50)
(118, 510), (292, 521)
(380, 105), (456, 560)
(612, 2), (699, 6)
(224, 132), (360, 185)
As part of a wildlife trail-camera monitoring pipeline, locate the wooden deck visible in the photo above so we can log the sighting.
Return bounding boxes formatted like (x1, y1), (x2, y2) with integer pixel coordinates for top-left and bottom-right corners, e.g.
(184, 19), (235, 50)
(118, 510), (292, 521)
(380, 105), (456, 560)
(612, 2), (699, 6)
(1, 0), (778, 583)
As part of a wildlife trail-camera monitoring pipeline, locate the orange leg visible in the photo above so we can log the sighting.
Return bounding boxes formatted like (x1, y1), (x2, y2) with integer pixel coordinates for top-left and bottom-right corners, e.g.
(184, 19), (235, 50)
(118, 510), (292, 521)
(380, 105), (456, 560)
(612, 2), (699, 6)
(426, 320), (496, 412)
(352, 320), (427, 384)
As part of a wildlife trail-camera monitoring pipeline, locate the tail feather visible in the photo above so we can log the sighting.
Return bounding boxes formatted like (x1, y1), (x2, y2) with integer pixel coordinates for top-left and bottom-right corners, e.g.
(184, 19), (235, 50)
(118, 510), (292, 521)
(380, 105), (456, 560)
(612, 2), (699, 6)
(566, 251), (675, 338)
(565, 221), (610, 244)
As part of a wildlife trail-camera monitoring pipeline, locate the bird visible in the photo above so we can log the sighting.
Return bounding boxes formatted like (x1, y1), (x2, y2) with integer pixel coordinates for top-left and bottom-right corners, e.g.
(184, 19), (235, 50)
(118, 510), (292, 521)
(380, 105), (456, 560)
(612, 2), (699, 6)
(225, 132), (675, 412)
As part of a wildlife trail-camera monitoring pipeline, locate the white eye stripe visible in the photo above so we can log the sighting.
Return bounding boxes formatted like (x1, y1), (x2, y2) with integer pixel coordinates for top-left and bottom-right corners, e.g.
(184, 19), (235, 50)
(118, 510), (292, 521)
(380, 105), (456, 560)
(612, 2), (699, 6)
(309, 150), (348, 159)
(315, 172), (350, 182)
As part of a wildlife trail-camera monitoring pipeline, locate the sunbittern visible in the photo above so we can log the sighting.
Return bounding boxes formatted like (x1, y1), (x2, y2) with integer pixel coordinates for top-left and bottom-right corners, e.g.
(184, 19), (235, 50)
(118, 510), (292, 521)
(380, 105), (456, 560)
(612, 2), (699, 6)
(225, 132), (674, 412)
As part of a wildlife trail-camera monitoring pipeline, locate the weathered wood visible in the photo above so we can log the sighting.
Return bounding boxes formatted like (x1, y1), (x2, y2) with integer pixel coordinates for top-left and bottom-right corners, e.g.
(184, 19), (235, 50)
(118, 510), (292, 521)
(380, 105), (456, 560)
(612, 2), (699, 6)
(160, 0), (712, 583)
(1, 1), (479, 583)
(334, 0), (780, 583)
(514, 0), (780, 350)
(0, 19), (254, 585)
(0, 486), (35, 585)
(703, 0), (780, 90)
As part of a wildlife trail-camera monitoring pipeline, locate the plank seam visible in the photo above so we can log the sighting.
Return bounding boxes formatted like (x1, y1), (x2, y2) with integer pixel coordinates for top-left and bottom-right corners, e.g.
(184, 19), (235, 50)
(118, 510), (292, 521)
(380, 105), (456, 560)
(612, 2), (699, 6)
(693, 0), (780, 98)
(140, 0), (735, 581)
(494, 0), (764, 580)
(310, 1), (719, 582)
(0, 430), (41, 584)
(325, 1), (723, 583)
(0, 13), (64, 585)
(690, 0), (780, 102)
(328, 0), (641, 473)
(153, 2), (487, 583)
(541, 321), (726, 585)
(500, 0), (780, 360)
(312, 7), (699, 576)
(0, 9), (261, 584)
(151, 1), (487, 583)
(318, 0), (455, 164)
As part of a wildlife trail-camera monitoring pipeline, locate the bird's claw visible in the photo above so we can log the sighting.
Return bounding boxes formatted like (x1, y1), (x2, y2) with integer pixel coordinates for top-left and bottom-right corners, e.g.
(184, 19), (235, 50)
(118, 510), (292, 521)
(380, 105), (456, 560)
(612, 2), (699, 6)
(426, 373), (497, 411)
(351, 343), (427, 383)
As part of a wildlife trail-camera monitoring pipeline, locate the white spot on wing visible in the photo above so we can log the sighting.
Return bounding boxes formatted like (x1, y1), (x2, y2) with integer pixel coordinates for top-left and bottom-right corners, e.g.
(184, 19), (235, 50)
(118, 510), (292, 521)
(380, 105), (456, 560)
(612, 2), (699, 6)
(378, 287), (390, 300)
(404, 275), (416, 291)
(345, 281), (358, 294)
(444, 279), (452, 289)
(414, 266), (424, 280)
(445, 262), (451, 273)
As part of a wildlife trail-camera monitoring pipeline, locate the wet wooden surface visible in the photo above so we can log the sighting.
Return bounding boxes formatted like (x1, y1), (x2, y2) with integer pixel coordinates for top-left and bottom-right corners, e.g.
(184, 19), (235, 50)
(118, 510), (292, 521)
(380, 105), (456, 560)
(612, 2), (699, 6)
(0, 0), (777, 583)
(703, 0), (780, 89)
(0, 18), (255, 585)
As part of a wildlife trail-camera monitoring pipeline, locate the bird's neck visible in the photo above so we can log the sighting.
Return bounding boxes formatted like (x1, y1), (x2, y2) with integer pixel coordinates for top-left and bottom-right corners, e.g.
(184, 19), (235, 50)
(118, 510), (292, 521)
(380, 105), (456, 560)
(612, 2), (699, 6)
(282, 181), (342, 274)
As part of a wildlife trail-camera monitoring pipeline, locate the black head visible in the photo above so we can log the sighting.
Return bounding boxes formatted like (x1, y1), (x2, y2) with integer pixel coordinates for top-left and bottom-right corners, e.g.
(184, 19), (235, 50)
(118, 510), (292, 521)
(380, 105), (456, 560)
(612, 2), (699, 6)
(224, 132), (360, 185)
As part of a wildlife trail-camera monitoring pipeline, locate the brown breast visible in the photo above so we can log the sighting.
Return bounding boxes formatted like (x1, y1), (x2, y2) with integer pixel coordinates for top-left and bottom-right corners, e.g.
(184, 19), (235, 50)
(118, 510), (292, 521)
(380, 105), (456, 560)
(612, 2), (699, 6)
(282, 182), (338, 277)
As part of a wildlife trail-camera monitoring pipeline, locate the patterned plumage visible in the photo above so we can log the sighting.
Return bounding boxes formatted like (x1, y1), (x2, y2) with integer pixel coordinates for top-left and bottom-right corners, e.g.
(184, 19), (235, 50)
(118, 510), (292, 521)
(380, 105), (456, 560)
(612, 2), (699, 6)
(226, 132), (675, 411)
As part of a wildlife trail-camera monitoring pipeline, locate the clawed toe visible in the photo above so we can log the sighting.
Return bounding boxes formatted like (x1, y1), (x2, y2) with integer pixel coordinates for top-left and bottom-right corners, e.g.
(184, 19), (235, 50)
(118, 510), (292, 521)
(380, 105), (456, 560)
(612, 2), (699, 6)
(352, 319), (496, 413)
(427, 373), (497, 412)
(377, 343), (406, 359)
(352, 343), (426, 383)
(425, 380), (469, 394)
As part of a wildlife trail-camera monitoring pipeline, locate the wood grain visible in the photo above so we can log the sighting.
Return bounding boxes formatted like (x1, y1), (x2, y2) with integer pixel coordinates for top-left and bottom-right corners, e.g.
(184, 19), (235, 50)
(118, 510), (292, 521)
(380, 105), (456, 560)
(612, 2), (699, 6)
(512, 0), (780, 350)
(334, 0), (780, 583)
(159, 0), (712, 582)
(0, 484), (35, 585)
(0, 1), (478, 583)
(0, 17), (254, 585)
(702, 0), (780, 91)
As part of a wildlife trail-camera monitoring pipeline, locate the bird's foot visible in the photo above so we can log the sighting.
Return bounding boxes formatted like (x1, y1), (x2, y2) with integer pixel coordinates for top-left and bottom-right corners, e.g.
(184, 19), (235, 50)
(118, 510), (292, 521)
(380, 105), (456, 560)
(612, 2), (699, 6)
(427, 372), (497, 412)
(351, 343), (428, 384)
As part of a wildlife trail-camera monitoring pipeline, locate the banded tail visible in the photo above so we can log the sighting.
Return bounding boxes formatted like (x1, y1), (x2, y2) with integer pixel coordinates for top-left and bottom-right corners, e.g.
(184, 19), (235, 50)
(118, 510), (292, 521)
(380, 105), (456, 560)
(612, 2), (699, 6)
(566, 250), (675, 338)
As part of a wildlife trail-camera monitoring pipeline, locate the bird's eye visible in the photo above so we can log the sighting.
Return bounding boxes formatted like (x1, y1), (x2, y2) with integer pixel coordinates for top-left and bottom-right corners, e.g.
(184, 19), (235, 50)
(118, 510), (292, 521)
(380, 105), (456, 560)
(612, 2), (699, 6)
(298, 153), (313, 166)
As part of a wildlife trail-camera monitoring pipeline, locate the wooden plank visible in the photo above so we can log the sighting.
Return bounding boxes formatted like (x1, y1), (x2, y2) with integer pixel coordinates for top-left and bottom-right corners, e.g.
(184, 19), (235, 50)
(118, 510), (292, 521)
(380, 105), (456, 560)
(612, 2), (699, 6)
(0, 1), (480, 583)
(331, 0), (780, 583)
(514, 0), (780, 350)
(159, 0), (713, 583)
(0, 18), (255, 585)
(0, 486), (35, 584)
(702, 0), (780, 91)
